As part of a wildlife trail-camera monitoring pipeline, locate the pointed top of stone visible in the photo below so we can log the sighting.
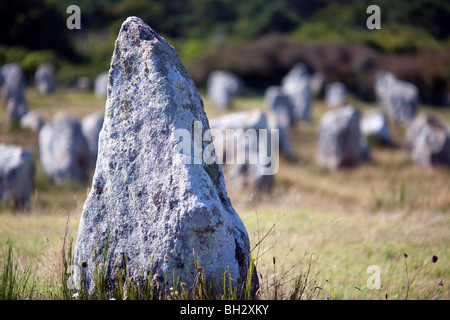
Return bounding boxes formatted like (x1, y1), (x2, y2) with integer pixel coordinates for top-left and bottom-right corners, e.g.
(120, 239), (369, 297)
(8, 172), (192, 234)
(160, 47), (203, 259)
(106, 17), (202, 120)
(111, 16), (193, 88)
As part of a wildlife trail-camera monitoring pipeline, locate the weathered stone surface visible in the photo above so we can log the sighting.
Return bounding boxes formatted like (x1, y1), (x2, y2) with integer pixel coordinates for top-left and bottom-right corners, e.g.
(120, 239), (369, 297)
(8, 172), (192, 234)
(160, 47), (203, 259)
(39, 112), (91, 185)
(209, 109), (276, 193)
(0, 144), (35, 210)
(6, 100), (28, 126)
(35, 64), (56, 95)
(207, 70), (243, 109)
(263, 87), (296, 159)
(405, 115), (450, 168)
(375, 71), (418, 124)
(1, 63), (28, 124)
(81, 112), (104, 162)
(94, 72), (108, 97)
(74, 17), (255, 294)
(264, 86), (295, 130)
(360, 111), (391, 145)
(1, 63), (26, 104)
(281, 63), (312, 121)
(325, 82), (347, 108)
(266, 110), (295, 160)
(20, 110), (44, 133)
(318, 105), (363, 170)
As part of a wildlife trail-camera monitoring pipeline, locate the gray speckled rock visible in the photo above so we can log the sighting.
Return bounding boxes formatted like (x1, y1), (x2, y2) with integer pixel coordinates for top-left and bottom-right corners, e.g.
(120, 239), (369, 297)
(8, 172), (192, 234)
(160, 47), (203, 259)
(39, 113), (91, 185)
(81, 112), (104, 162)
(266, 110), (295, 160)
(375, 71), (418, 124)
(262, 86), (296, 159)
(209, 109), (276, 193)
(0, 144), (35, 210)
(94, 71), (108, 97)
(281, 63), (312, 121)
(35, 64), (56, 95)
(1, 63), (28, 125)
(325, 82), (347, 108)
(318, 105), (363, 170)
(264, 86), (295, 130)
(1, 63), (26, 103)
(360, 111), (391, 145)
(207, 70), (243, 109)
(20, 110), (44, 133)
(405, 115), (450, 168)
(74, 17), (255, 295)
(6, 100), (28, 126)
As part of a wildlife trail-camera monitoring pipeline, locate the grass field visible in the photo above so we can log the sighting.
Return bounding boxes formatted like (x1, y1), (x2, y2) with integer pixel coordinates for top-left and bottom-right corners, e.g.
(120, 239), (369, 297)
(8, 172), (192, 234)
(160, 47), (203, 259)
(0, 88), (449, 300)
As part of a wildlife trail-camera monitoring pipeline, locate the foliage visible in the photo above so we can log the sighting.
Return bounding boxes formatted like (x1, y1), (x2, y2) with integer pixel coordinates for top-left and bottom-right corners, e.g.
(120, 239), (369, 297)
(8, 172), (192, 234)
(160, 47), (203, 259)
(0, 0), (80, 61)
(186, 33), (450, 105)
(0, 0), (449, 102)
(21, 50), (59, 75)
(0, 241), (35, 300)
(2, 0), (447, 60)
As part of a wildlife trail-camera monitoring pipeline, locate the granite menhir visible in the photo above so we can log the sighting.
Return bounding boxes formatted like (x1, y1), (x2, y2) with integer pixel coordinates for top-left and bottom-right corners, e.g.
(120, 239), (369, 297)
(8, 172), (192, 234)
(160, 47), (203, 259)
(74, 17), (256, 296)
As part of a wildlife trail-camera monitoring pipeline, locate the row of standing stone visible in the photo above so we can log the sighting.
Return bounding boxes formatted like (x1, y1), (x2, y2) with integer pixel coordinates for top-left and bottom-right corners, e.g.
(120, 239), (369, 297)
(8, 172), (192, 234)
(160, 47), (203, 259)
(207, 64), (450, 174)
(1, 63), (449, 210)
(0, 62), (108, 130)
(0, 107), (104, 210)
(0, 62), (109, 209)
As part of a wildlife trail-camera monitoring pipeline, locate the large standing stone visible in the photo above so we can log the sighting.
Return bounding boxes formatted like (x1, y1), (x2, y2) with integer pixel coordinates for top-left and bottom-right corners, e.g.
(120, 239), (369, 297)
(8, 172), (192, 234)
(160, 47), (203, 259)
(1, 63), (28, 125)
(325, 82), (347, 108)
(74, 17), (255, 295)
(318, 105), (363, 170)
(264, 86), (295, 130)
(374, 71), (419, 124)
(94, 71), (109, 97)
(360, 111), (391, 145)
(81, 112), (104, 162)
(281, 63), (312, 121)
(20, 110), (44, 133)
(39, 113), (91, 185)
(404, 115), (450, 168)
(81, 112), (104, 163)
(263, 87), (295, 159)
(207, 70), (243, 109)
(0, 144), (35, 210)
(35, 64), (56, 95)
(1, 63), (26, 104)
(209, 109), (277, 193)
(266, 110), (295, 160)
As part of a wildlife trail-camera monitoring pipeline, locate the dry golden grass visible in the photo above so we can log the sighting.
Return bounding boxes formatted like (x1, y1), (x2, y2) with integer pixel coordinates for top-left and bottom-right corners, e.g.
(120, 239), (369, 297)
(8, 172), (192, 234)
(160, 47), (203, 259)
(221, 95), (449, 299)
(0, 88), (448, 299)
